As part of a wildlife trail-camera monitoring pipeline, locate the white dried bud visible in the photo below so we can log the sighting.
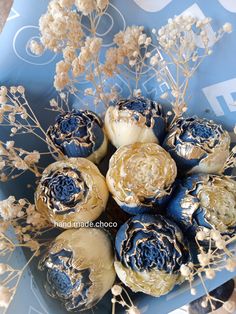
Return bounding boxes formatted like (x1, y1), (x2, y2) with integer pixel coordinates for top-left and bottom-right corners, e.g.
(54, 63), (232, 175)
(223, 23), (233, 33)
(0, 86), (7, 96)
(191, 288), (196, 295)
(127, 307), (141, 314)
(201, 300), (208, 308)
(180, 264), (191, 277)
(205, 268), (215, 279)
(6, 141), (14, 149)
(0, 95), (7, 104)
(10, 86), (17, 94)
(133, 89), (142, 97)
(0, 285), (12, 308)
(215, 239), (226, 250)
(17, 86), (25, 94)
(111, 285), (122, 296)
(0, 264), (7, 275)
(226, 259), (236, 272)
(210, 229), (221, 241)
(197, 253), (210, 267)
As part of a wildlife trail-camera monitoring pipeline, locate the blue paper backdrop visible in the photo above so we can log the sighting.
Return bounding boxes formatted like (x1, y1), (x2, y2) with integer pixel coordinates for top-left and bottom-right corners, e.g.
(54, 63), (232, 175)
(0, 1), (236, 314)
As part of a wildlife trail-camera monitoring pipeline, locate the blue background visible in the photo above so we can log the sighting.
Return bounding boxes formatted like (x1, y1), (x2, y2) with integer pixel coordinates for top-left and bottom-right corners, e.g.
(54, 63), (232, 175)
(0, 1), (236, 313)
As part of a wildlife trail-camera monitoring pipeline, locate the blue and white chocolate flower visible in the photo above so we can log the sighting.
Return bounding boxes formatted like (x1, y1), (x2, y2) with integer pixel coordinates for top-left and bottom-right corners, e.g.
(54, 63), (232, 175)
(47, 110), (108, 164)
(104, 97), (165, 148)
(35, 158), (108, 227)
(166, 174), (236, 237)
(115, 214), (190, 296)
(39, 228), (116, 311)
(163, 117), (230, 174)
(106, 142), (177, 215)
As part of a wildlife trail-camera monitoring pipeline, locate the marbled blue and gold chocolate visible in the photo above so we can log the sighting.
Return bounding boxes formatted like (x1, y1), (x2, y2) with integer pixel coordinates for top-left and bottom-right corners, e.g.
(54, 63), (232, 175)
(105, 97), (165, 148)
(163, 117), (230, 174)
(114, 214), (190, 296)
(39, 228), (116, 311)
(47, 110), (108, 164)
(35, 158), (109, 227)
(166, 174), (236, 238)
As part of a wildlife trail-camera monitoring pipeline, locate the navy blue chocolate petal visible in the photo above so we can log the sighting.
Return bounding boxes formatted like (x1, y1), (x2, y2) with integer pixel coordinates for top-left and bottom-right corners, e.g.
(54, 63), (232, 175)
(40, 248), (93, 311)
(119, 185), (174, 215)
(163, 145), (203, 173)
(115, 214), (189, 274)
(152, 116), (166, 143)
(166, 174), (214, 238)
(41, 167), (88, 214)
(47, 109), (104, 158)
(163, 117), (225, 173)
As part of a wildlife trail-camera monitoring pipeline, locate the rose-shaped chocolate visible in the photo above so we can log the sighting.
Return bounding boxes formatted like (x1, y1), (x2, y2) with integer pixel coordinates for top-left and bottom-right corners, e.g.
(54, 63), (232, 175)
(114, 214), (190, 296)
(104, 97), (165, 148)
(106, 142), (177, 215)
(39, 228), (116, 311)
(163, 117), (230, 174)
(47, 110), (108, 164)
(35, 158), (108, 227)
(166, 174), (236, 238)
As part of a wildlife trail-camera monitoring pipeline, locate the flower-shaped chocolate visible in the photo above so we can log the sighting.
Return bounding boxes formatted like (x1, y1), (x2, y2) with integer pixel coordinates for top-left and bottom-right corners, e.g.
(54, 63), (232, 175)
(114, 214), (190, 296)
(106, 142), (177, 214)
(166, 174), (236, 237)
(163, 117), (230, 174)
(47, 110), (108, 164)
(39, 228), (116, 311)
(104, 97), (165, 148)
(35, 158), (108, 227)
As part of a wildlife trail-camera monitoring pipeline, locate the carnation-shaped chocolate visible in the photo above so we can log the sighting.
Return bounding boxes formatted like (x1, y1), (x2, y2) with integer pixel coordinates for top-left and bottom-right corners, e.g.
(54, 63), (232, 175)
(163, 117), (230, 174)
(47, 110), (108, 164)
(35, 158), (108, 227)
(166, 174), (236, 237)
(106, 142), (177, 215)
(39, 228), (116, 311)
(115, 214), (190, 296)
(105, 97), (165, 148)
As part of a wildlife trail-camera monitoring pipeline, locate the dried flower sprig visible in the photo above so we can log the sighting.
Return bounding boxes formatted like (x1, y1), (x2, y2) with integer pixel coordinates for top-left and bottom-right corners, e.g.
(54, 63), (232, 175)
(111, 284), (140, 314)
(0, 85), (65, 180)
(151, 17), (231, 122)
(0, 197), (53, 313)
(103, 16), (232, 123)
(180, 229), (236, 312)
(31, 0), (117, 111)
(34, 1), (232, 121)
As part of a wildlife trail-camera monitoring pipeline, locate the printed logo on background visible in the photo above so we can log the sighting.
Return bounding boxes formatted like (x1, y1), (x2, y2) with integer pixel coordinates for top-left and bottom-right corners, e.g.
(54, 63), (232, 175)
(133, 0), (172, 12)
(218, 0), (236, 13)
(202, 78), (236, 116)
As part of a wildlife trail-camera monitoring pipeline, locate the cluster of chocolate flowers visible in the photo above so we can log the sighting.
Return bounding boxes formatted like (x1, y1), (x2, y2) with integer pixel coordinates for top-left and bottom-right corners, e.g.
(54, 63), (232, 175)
(34, 95), (236, 309)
